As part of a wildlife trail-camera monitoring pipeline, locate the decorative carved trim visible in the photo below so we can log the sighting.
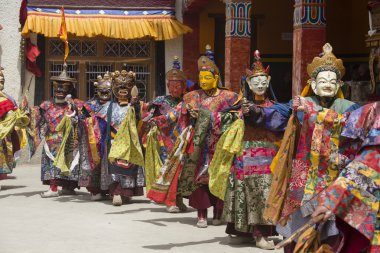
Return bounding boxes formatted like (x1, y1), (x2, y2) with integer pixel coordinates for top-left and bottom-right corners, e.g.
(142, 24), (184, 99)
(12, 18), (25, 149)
(225, 1), (252, 38)
(294, 0), (326, 28)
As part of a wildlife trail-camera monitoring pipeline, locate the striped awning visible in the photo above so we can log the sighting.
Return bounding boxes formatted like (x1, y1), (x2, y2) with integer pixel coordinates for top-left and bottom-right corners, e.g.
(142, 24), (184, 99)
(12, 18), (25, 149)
(21, 6), (192, 41)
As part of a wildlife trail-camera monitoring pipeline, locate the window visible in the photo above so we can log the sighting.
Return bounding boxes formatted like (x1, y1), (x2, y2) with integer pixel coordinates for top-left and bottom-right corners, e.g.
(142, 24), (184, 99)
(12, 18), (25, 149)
(45, 37), (155, 102)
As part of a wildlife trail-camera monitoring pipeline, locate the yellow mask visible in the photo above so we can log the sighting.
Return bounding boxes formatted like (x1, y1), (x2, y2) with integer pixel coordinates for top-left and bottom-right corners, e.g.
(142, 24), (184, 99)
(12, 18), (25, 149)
(199, 71), (218, 91)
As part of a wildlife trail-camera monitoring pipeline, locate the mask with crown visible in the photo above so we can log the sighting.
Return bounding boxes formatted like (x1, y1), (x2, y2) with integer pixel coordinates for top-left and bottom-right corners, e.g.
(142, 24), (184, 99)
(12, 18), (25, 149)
(302, 43), (345, 98)
(94, 72), (112, 102)
(111, 69), (138, 104)
(245, 50), (271, 97)
(198, 45), (222, 92)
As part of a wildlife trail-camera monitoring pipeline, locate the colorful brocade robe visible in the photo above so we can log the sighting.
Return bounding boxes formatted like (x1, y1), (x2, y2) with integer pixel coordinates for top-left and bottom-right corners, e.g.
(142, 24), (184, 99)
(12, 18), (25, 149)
(178, 89), (240, 196)
(147, 89), (240, 206)
(260, 96), (359, 224)
(318, 102), (380, 253)
(31, 100), (90, 184)
(0, 96), (29, 175)
(281, 97), (359, 221)
(143, 95), (182, 192)
(76, 99), (104, 191)
(223, 99), (283, 232)
(95, 101), (145, 193)
(149, 95), (182, 157)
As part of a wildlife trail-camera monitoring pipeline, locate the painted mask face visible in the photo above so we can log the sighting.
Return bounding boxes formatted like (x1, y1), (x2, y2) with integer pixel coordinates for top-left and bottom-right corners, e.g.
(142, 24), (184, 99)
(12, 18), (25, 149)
(168, 80), (186, 98)
(95, 73), (112, 103)
(311, 71), (341, 98)
(112, 70), (135, 101)
(247, 75), (269, 96)
(0, 75), (4, 91)
(96, 87), (112, 102)
(95, 81), (112, 102)
(199, 70), (218, 91)
(53, 81), (72, 103)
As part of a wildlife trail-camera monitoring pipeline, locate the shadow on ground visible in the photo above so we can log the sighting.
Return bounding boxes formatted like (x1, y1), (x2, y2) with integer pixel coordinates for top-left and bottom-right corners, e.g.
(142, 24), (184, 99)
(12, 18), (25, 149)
(0, 185), (26, 190)
(134, 216), (199, 227)
(105, 207), (169, 214)
(105, 206), (195, 215)
(0, 190), (41, 199)
(4, 176), (17, 180)
(142, 236), (257, 250)
(53, 194), (153, 207)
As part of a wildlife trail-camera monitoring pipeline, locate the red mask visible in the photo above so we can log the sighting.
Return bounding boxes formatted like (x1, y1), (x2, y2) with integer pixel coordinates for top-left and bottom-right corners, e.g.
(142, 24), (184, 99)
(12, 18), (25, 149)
(167, 80), (186, 98)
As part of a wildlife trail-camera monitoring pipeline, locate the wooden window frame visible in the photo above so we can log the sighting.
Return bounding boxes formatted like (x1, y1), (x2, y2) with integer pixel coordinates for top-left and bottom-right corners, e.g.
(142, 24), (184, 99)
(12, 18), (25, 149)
(45, 37), (156, 102)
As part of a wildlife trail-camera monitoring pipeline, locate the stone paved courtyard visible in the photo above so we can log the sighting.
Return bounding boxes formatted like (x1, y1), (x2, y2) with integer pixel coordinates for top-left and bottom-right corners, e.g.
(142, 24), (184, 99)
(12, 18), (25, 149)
(0, 162), (283, 253)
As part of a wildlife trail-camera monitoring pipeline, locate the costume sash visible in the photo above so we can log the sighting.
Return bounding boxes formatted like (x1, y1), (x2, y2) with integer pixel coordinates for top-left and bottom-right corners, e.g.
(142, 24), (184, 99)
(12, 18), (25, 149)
(108, 106), (144, 167)
(209, 118), (244, 200)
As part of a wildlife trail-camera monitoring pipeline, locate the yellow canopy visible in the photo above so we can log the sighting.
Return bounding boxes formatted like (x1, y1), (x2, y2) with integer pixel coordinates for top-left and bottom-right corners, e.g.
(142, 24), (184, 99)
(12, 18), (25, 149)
(21, 8), (192, 41)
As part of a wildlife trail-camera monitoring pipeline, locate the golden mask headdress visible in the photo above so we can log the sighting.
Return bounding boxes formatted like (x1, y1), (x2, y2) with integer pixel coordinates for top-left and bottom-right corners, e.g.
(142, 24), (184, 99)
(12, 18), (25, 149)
(302, 43), (345, 98)
(307, 43), (345, 80)
(197, 45), (220, 75)
(166, 56), (187, 83)
(246, 50), (270, 78)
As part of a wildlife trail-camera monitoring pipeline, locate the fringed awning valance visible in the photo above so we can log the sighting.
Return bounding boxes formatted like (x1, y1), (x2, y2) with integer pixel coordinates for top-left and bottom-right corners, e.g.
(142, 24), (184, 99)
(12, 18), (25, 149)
(21, 7), (192, 41)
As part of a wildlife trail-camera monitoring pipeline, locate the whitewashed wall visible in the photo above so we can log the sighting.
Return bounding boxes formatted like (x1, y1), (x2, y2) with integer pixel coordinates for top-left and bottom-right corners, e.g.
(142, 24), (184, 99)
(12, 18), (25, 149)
(0, 0), (23, 103)
(164, 0), (184, 95)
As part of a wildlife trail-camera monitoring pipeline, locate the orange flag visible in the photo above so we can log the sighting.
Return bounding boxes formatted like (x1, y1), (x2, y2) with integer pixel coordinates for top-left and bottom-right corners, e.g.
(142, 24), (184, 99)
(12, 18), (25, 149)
(58, 6), (69, 63)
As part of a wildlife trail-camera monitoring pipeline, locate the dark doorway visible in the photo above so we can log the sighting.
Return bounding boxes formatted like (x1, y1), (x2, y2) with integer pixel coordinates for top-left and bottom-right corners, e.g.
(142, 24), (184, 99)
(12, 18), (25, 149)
(210, 14), (225, 82)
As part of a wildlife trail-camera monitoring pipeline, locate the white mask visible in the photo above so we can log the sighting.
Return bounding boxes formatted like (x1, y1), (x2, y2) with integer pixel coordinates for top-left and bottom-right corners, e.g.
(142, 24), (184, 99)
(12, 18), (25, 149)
(311, 71), (341, 98)
(247, 75), (270, 96)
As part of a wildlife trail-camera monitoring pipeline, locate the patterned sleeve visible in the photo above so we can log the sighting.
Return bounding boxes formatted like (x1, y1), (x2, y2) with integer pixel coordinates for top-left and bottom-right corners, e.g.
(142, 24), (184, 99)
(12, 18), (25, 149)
(341, 103), (377, 141)
(29, 105), (46, 155)
(318, 157), (379, 244)
(151, 102), (182, 133)
(244, 102), (291, 132)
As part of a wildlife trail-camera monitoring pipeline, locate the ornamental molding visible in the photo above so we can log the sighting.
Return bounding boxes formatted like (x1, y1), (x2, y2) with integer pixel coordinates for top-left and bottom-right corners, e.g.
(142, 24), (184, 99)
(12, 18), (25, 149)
(294, 0), (326, 28)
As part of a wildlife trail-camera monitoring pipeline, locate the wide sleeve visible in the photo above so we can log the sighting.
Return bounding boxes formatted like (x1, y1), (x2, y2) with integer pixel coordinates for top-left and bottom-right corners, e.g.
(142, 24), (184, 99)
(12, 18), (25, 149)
(244, 101), (292, 132)
(318, 147), (379, 248)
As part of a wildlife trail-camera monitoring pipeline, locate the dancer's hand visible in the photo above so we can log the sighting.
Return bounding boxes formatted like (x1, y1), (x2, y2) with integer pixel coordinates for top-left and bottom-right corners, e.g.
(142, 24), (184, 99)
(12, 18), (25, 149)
(130, 96), (139, 105)
(242, 98), (251, 115)
(186, 104), (199, 119)
(312, 206), (332, 223)
(148, 118), (157, 128)
(293, 95), (308, 112)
